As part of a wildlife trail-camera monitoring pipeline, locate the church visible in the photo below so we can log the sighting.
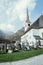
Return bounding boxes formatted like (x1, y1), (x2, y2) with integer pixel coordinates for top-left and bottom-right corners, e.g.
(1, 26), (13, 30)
(21, 8), (43, 50)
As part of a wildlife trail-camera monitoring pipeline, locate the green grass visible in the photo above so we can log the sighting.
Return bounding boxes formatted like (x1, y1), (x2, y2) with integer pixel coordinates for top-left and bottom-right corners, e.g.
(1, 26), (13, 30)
(0, 49), (43, 62)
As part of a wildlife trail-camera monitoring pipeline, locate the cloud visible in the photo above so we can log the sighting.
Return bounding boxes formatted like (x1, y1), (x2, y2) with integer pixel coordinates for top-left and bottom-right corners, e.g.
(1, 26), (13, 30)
(0, 0), (36, 32)
(6, 0), (36, 22)
(0, 23), (15, 32)
(19, 13), (26, 21)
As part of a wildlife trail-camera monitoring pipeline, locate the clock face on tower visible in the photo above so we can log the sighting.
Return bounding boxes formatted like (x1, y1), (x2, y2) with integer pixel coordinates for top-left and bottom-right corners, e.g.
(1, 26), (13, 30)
(28, 24), (30, 26)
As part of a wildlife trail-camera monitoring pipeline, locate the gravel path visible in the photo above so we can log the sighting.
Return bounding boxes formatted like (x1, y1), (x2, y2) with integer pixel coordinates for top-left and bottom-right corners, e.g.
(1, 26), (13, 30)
(0, 54), (43, 65)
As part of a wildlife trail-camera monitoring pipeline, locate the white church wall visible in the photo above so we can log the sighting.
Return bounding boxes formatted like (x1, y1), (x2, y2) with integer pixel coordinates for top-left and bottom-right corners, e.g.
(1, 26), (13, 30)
(39, 29), (43, 38)
(21, 29), (36, 47)
(32, 29), (39, 36)
(39, 29), (43, 45)
(21, 30), (32, 43)
(21, 28), (43, 48)
(32, 28), (43, 46)
(40, 40), (43, 45)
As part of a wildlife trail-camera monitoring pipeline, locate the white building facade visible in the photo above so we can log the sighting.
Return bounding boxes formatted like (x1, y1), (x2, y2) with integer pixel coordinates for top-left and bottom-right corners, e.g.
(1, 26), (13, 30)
(21, 10), (43, 49)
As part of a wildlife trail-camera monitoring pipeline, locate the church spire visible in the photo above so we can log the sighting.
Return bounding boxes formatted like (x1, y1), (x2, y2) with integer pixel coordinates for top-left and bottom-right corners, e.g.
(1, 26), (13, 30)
(25, 8), (31, 31)
(26, 8), (31, 24)
(26, 7), (30, 25)
(26, 8), (29, 21)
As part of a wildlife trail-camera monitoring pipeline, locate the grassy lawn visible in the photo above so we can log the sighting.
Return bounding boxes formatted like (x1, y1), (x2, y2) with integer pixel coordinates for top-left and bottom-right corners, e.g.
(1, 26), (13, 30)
(0, 49), (43, 62)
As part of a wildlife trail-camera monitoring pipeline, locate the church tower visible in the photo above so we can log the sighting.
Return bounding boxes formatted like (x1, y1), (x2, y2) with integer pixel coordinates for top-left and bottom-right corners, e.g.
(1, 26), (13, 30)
(25, 8), (31, 31)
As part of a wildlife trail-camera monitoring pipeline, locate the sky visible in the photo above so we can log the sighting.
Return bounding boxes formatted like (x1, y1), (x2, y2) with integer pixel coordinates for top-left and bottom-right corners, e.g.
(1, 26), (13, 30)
(0, 0), (43, 33)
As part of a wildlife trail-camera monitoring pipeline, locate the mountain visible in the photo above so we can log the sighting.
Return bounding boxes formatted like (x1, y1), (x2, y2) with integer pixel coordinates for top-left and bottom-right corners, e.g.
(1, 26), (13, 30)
(12, 27), (25, 41)
(0, 30), (12, 41)
(0, 30), (5, 39)
(0, 27), (25, 41)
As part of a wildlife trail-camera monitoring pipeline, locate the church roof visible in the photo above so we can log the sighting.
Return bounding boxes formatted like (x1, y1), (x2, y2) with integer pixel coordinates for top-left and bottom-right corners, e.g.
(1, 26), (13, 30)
(31, 15), (43, 29)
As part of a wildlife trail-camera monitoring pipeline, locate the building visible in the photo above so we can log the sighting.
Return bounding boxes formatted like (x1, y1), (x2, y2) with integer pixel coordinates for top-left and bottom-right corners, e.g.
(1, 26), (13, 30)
(21, 9), (43, 50)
